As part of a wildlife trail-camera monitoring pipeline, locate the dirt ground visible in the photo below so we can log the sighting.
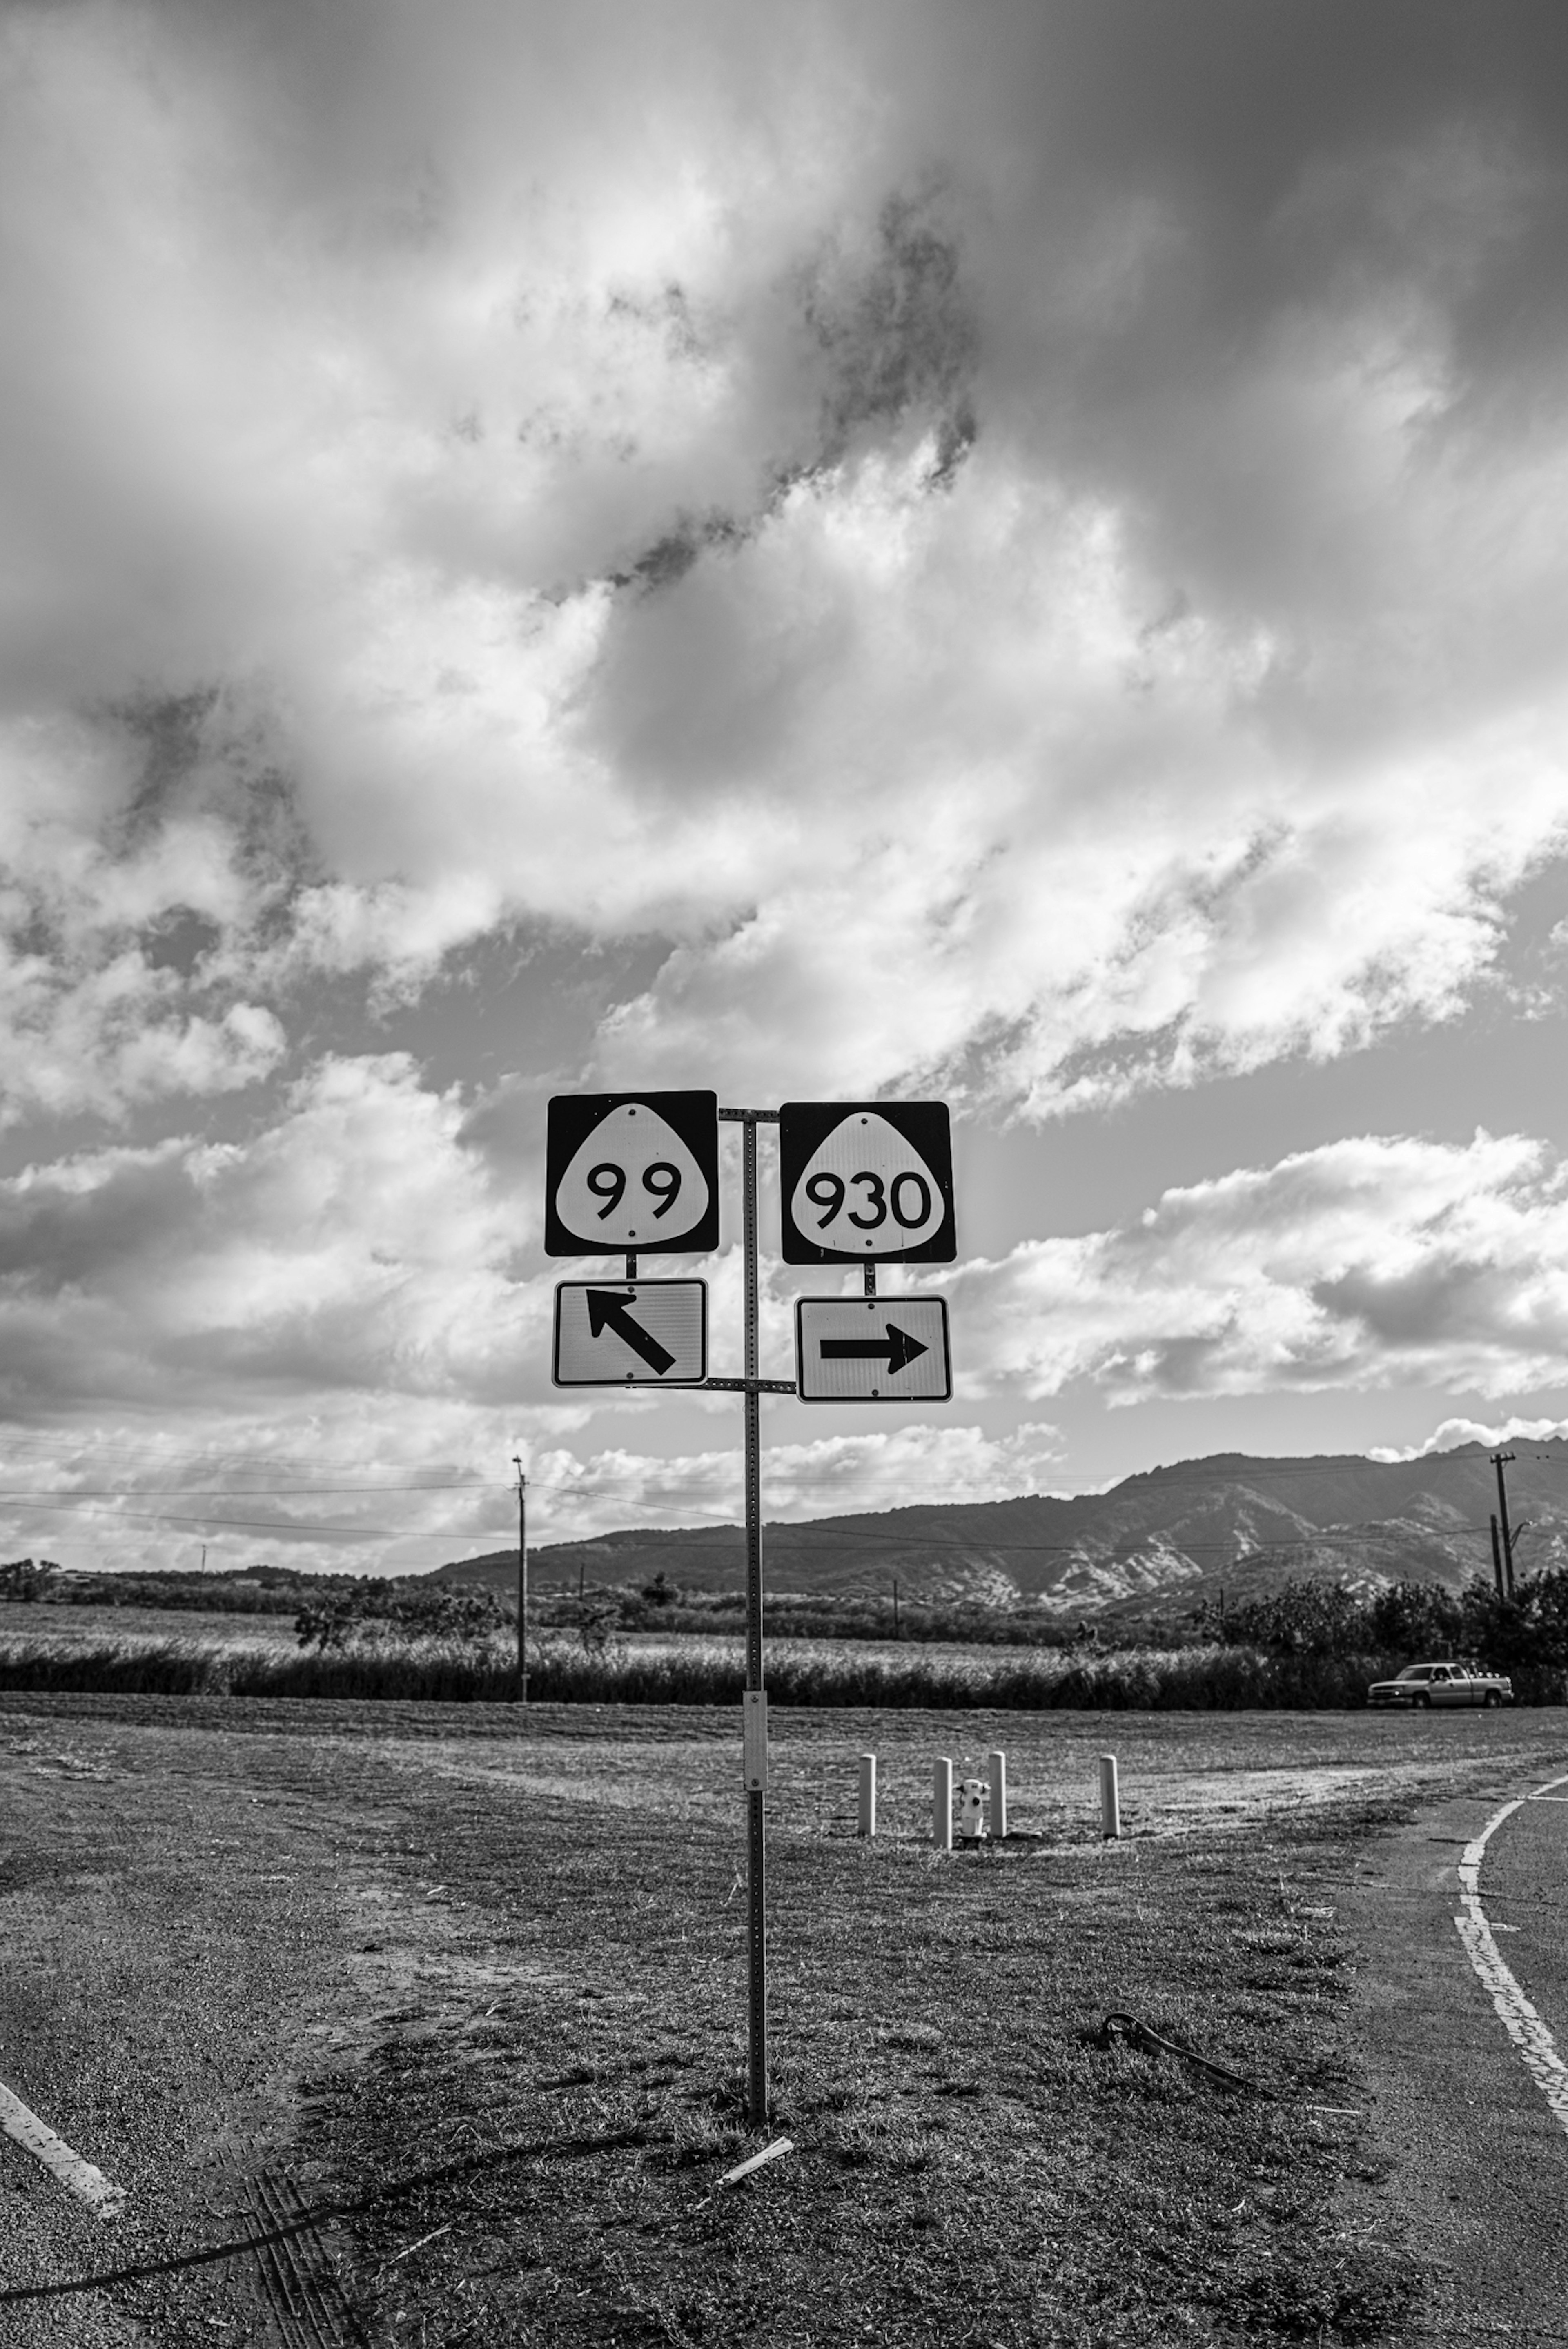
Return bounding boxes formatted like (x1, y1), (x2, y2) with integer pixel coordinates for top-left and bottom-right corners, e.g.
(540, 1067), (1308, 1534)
(2, 1692), (1565, 2346)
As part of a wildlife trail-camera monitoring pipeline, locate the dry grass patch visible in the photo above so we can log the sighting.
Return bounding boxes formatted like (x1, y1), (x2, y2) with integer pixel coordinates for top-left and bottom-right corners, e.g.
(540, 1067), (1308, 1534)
(287, 1761), (1425, 2346)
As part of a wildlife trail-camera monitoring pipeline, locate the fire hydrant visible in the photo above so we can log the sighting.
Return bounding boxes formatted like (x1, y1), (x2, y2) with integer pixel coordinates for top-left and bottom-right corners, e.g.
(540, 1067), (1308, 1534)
(956, 1775), (989, 1841)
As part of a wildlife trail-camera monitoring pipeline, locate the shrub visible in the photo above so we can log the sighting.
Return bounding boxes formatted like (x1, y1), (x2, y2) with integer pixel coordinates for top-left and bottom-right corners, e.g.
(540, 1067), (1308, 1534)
(1365, 1579), (1467, 1654)
(560, 1596), (622, 1661)
(0, 1557), (58, 1603)
(295, 1579), (508, 1652)
(1213, 1578), (1371, 1659)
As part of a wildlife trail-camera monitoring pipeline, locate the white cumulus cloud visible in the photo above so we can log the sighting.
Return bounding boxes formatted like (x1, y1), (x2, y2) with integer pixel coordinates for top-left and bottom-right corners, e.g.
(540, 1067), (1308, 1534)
(949, 1129), (1568, 1402)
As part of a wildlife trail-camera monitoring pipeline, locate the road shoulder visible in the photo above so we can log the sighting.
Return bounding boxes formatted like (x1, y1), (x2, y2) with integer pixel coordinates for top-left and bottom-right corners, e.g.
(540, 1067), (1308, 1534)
(1337, 1784), (1568, 2344)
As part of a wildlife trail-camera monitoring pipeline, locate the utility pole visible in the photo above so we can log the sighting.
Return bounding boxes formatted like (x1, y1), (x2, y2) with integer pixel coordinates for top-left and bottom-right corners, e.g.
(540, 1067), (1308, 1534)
(1490, 1515), (1505, 1599)
(513, 1457), (528, 1701)
(1491, 1450), (1517, 1599)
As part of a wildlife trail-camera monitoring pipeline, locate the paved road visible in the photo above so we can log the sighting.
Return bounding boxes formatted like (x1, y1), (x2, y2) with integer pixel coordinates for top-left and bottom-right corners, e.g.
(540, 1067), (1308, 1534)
(1341, 1761), (1568, 2345)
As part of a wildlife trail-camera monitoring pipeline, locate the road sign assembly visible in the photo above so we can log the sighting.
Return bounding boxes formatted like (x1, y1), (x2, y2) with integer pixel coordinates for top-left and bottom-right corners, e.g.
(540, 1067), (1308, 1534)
(795, 1296), (952, 1402)
(777, 1101), (956, 1264)
(552, 1278), (708, 1386)
(545, 1089), (719, 1256)
(541, 1088), (959, 2136)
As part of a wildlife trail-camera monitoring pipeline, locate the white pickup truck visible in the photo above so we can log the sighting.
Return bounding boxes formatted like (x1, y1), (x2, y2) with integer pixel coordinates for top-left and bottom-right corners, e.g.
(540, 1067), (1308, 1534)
(1367, 1660), (1514, 1709)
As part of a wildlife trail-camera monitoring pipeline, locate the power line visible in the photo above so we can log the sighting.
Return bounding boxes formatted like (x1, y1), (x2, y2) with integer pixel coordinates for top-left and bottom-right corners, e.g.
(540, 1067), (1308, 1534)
(0, 1481), (497, 1498)
(0, 1500), (508, 1541)
(0, 1429), (458, 1473)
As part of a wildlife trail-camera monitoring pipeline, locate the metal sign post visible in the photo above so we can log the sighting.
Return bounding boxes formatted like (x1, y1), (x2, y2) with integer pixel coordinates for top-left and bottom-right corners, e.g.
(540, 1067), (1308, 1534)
(704, 1111), (793, 2128)
(512, 1458), (527, 1703)
(742, 1113), (766, 2128)
(719, 1107), (777, 2130)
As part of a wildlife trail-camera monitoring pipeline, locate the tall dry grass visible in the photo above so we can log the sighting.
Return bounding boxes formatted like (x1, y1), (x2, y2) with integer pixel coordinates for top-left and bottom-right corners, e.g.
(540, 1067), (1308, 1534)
(3, 1624), (1561, 1706)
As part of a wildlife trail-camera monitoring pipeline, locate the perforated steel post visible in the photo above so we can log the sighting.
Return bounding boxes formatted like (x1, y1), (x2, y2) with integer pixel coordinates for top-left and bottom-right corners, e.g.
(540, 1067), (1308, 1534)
(512, 1459), (527, 1703)
(744, 1112), (767, 2125)
(710, 1111), (774, 2126)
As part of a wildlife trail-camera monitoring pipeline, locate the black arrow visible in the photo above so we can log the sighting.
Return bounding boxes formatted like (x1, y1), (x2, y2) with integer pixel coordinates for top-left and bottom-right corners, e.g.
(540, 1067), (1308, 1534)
(586, 1289), (676, 1375)
(819, 1322), (929, 1374)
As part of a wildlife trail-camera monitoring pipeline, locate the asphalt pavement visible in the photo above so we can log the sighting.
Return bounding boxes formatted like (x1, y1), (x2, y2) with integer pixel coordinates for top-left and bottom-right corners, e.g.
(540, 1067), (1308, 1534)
(1340, 1759), (1568, 2345)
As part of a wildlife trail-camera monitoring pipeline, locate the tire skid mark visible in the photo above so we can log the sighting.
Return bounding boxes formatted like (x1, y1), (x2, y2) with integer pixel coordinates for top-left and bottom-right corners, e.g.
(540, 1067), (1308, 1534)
(1454, 1770), (1568, 2138)
(222, 2142), (365, 2349)
(256, 2169), (358, 2349)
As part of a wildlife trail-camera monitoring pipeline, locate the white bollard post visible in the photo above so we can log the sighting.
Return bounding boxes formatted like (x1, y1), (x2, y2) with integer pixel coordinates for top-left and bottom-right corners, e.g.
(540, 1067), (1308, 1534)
(987, 1749), (1007, 1841)
(933, 1756), (953, 1850)
(1098, 1752), (1121, 1840)
(858, 1752), (877, 1839)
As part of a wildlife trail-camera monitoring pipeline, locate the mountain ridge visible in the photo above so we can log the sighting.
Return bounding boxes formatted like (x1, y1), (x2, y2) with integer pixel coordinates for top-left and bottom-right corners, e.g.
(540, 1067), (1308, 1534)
(435, 1440), (1568, 1624)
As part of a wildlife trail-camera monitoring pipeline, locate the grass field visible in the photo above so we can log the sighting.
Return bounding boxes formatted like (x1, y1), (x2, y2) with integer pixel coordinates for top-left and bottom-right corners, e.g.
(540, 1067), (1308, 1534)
(0, 1599), (302, 1648)
(3, 1690), (1563, 2345)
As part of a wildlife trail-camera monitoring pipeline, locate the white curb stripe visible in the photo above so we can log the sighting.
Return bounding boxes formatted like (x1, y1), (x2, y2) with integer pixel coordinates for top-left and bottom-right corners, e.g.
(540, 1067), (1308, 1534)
(0, 2080), (125, 2218)
(1454, 1770), (1568, 2140)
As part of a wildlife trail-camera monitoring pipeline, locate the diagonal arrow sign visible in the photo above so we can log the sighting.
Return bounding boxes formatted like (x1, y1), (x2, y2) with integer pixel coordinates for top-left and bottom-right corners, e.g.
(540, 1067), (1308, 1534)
(586, 1288), (677, 1375)
(818, 1321), (929, 1375)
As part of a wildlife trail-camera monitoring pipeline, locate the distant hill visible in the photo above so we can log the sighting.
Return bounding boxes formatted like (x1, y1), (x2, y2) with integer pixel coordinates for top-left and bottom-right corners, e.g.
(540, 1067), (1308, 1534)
(433, 1439), (1568, 1626)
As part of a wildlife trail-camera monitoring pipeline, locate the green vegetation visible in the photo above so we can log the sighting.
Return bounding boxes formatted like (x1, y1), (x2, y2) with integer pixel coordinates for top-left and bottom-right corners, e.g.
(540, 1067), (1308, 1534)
(543, 1565), (1568, 1680)
(0, 1557), (58, 1601)
(28, 1559), (1568, 1679)
(40, 1562), (340, 1613)
(5, 1565), (1566, 1708)
(1202, 1570), (1568, 1679)
(549, 1581), (1107, 1645)
(293, 1577), (509, 1650)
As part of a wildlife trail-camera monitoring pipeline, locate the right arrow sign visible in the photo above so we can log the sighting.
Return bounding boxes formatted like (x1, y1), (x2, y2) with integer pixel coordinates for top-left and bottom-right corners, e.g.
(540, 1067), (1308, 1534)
(795, 1298), (952, 1403)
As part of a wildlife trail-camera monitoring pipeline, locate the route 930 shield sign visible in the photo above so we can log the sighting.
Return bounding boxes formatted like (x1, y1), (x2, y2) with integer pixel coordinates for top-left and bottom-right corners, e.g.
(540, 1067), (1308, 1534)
(545, 1090), (719, 1256)
(777, 1101), (956, 1265)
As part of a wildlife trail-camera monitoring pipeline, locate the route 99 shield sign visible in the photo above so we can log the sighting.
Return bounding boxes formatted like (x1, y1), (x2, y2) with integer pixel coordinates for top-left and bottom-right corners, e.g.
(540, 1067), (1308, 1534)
(778, 1102), (956, 1265)
(545, 1090), (719, 1256)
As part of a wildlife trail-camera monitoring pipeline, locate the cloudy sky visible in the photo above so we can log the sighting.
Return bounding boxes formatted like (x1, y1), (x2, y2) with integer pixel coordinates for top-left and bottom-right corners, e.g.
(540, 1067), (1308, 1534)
(3, 0), (1568, 1576)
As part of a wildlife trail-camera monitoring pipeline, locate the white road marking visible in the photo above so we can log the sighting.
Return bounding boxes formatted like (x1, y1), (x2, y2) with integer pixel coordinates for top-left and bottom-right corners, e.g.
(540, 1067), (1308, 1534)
(0, 2080), (125, 2218)
(1454, 1770), (1568, 2139)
